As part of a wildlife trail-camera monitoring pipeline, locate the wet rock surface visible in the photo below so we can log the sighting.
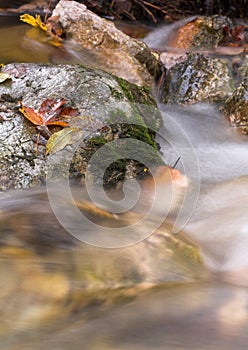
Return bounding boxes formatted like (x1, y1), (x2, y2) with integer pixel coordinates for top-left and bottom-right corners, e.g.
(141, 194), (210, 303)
(160, 52), (233, 104)
(221, 76), (248, 135)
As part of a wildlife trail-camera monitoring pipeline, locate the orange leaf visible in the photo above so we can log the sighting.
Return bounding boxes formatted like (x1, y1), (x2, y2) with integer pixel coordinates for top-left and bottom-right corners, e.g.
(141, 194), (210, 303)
(19, 102), (44, 125)
(19, 98), (77, 129)
(46, 119), (68, 127)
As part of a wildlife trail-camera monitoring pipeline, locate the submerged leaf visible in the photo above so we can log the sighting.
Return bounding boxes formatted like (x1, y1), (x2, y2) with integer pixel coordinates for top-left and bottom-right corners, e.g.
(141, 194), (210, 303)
(20, 14), (47, 31)
(46, 127), (79, 154)
(76, 200), (119, 220)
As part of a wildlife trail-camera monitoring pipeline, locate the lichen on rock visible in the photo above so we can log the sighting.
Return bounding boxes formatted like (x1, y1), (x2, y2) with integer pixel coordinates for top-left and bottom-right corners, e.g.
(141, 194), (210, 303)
(221, 77), (248, 135)
(161, 52), (233, 104)
(0, 63), (163, 190)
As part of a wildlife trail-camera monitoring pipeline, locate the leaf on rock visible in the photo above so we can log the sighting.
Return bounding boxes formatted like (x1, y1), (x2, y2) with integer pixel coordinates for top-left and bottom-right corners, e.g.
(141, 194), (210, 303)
(0, 73), (11, 83)
(60, 106), (79, 117)
(19, 99), (78, 128)
(20, 14), (47, 31)
(0, 64), (11, 83)
(19, 104), (44, 125)
(46, 127), (79, 154)
(38, 98), (67, 124)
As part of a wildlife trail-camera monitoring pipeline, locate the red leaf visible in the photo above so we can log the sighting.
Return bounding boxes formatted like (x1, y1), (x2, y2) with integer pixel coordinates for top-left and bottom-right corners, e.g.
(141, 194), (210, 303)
(19, 98), (78, 129)
(59, 106), (79, 117)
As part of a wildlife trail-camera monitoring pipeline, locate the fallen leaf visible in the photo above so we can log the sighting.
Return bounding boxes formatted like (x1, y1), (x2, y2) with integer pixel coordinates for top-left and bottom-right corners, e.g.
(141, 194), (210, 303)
(0, 73), (11, 83)
(75, 200), (119, 220)
(20, 14), (47, 31)
(0, 64), (11, 83)
(46, 127), (79, 154)
(20, 14), (63, 47)
(38, 98), (67, 125)
(59, 106), (79, 117)
(19, 98), (77, 128)
(19, 104), (44, 125)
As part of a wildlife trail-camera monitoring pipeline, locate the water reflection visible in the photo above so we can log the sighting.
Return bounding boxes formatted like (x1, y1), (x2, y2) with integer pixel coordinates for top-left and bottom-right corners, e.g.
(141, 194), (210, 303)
(0, 20), (99, 65)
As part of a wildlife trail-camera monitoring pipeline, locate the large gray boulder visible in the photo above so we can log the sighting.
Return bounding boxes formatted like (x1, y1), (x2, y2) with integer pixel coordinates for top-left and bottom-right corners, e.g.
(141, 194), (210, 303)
(0, 63), (162, 190)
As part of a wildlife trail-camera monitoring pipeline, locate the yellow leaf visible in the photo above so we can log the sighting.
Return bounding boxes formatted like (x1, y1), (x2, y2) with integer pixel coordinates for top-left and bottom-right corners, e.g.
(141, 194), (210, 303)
(47, 36), (63, 47)
(20, 14), (47, 32)
(0, 73), (11, 83)
(0, 64), (4, 69)
(46, 127), (80, 155)
(75, 200), (119, 220)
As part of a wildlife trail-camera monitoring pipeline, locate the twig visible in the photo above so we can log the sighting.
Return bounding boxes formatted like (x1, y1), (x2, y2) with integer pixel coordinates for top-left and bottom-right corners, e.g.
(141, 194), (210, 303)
(44, 0), (53, 22)
(132, 0), (157, 23)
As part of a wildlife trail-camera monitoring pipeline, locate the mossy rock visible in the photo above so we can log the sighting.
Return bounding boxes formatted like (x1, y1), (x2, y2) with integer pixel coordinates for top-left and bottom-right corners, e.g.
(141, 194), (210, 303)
(0, 63), (163, 190)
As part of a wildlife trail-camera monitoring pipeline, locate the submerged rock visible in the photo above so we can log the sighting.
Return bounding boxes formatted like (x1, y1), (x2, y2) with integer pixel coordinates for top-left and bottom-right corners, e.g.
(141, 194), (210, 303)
(0, 63), (162, 190)
(0, 185), (205, 335)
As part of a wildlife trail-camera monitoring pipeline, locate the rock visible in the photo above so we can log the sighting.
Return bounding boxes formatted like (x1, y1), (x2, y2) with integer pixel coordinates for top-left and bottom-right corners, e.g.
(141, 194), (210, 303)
(0, 185), (206, 334)
(0, 63), (163, 190)
(234, 52), (248, 82)
(161, 52), (233, 104)
(51, 0), (161, 86)
(160, 52), (188, 70)
(169, 16), (234, 50)
(221, 76), (248, 135)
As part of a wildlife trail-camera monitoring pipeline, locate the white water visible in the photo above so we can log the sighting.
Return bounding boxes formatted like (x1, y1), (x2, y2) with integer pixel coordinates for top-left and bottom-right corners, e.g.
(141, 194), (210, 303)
(157, 103), (248, 184)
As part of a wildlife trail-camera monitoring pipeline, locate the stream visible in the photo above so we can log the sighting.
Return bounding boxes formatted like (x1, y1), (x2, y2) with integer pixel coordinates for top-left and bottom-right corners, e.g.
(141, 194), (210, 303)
(1, 13), (248, 350)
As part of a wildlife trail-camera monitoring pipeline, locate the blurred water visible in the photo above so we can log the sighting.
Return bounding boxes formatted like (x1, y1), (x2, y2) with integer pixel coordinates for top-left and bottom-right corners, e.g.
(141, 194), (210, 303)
(143, 17), (197, 52)
(2, 283), (248, 350)
(157, 103), (248, 184)
(1, 16), (248, 350)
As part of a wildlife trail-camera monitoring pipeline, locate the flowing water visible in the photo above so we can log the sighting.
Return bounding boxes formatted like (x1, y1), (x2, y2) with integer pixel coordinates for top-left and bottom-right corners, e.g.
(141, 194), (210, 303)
(1, 14), (248, 350)
(158, 103), (248, 184)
